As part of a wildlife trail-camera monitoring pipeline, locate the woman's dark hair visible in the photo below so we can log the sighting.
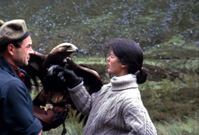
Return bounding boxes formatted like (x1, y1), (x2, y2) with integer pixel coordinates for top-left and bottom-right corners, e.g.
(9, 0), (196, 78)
(104, 38), (148, 84)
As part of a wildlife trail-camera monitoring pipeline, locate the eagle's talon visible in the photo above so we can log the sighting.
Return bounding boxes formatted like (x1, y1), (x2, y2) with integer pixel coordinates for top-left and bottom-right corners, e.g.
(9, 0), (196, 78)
(40, 104), (54, 112)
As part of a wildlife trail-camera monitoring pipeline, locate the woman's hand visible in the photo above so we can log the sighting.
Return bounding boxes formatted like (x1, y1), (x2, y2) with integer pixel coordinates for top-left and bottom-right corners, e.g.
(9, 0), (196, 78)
(48, 65), (82, 88)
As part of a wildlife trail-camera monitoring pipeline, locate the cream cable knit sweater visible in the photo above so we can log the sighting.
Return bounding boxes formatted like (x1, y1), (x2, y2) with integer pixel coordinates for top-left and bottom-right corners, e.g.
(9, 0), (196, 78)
(69, 74), (157, 135)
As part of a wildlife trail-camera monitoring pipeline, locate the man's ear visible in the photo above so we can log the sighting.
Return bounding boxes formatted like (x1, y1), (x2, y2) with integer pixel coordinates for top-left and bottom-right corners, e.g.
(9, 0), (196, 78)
(7, 44), (15, 56)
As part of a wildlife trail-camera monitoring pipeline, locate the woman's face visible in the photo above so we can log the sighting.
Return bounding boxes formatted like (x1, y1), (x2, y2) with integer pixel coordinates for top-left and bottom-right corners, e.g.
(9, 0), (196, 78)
(106, 50), (128, 77)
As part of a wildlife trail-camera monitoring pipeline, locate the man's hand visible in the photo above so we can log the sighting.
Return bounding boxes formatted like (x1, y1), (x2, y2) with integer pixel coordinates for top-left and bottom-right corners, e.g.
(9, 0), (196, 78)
(38, 130), (43, 135)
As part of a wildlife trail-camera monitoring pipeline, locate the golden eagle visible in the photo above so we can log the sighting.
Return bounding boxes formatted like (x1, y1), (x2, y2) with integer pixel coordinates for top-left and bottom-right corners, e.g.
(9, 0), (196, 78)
(21, 43), (103, 133)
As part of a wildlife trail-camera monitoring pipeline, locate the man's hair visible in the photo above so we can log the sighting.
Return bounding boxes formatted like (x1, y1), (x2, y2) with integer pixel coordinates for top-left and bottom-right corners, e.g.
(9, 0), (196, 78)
(0, 19), (29, 53)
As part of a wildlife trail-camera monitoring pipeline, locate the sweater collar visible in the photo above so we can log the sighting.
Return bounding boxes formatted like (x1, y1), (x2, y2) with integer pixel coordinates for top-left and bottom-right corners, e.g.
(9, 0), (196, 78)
(110, 74), (138, 91)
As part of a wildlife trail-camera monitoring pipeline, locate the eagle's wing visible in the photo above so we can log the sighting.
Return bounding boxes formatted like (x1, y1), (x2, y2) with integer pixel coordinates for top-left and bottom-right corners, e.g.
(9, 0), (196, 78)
(74, 65), (103, 93)
(63, 57), (103, 93)
(22, 43), (103, 130)
(22, 51), (46, 89)
(32, 43), (79, 106)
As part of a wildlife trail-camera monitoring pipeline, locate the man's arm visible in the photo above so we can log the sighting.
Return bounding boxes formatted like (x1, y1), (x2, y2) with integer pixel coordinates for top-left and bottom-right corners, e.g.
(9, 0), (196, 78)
(2, 80), (42, 134)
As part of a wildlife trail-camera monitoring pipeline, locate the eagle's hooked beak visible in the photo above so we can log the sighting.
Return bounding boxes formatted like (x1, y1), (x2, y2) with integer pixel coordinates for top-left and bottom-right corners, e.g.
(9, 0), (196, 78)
(66, 43), (79, 53)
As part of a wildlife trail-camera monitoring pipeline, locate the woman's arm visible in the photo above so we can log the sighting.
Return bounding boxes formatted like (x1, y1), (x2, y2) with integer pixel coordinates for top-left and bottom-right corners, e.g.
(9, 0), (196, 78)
(124, 102), (157, 135)
(69, 82), (98, 116)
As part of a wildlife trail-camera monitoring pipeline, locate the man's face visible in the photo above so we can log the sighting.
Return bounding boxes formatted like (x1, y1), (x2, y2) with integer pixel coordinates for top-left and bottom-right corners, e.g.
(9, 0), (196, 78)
(13, 35), (33, 67)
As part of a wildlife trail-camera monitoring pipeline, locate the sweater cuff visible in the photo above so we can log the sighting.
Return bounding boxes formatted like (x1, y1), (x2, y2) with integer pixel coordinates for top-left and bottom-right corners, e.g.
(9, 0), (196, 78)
(68, 81), (84, 92)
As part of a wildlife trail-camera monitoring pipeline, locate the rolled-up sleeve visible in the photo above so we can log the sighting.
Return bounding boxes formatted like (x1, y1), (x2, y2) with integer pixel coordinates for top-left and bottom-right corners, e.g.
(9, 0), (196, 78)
(2, 80), (42, 135)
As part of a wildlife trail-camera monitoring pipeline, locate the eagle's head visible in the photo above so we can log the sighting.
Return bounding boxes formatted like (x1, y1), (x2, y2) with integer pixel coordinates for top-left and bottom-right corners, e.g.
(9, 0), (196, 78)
(42, 43), (78, 70)
(50, 42), (78, 54)
(41, 43), (78, 93)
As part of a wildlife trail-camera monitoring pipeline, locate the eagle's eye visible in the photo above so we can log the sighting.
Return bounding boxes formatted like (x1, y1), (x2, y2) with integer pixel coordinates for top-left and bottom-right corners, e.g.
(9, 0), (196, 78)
(65, 46), (71, 49)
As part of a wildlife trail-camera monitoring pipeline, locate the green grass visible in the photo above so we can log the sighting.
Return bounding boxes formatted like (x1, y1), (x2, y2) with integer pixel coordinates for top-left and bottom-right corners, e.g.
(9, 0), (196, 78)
(42, 112), (84, 135)
(42, 113), (199, 135)
(155, 114), (199, 135)
(73, 56), (106, 65)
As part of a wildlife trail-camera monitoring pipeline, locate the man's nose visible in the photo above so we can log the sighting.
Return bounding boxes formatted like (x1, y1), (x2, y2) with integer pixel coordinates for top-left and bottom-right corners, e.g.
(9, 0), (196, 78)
(29, 47), (34, 54)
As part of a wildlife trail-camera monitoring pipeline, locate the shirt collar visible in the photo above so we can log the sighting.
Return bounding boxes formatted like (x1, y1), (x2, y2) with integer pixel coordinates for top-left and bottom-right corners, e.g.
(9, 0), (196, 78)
(0, 56), (25, 83)
(10, 64), (25, 83)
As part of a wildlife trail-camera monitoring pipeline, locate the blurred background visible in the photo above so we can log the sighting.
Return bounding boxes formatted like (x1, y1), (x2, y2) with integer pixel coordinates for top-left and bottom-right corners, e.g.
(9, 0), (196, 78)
(0, 0), (199, 134)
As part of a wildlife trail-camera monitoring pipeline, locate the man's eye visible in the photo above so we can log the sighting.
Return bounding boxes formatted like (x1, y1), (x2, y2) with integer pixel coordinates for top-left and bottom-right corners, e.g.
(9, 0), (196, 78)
(26, 44), (32, 48)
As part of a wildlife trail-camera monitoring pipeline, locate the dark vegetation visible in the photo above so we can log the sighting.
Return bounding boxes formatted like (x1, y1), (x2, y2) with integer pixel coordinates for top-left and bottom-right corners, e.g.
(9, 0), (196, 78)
(1, 0), (199, 129)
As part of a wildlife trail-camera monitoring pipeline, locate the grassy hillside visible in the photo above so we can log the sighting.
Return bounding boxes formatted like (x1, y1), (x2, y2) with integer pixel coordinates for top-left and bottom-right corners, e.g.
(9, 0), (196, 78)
(0, 0), (199, 56)
(1, 0), (199, 134)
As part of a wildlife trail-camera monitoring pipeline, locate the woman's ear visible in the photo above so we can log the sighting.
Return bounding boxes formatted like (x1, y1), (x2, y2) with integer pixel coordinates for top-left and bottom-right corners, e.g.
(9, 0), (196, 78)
(7, 44), (15, 56)
(121, 64), (128, 69)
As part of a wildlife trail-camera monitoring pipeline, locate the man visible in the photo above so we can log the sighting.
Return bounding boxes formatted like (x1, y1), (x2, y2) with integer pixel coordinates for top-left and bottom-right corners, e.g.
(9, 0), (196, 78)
(0, 19), (42, 135)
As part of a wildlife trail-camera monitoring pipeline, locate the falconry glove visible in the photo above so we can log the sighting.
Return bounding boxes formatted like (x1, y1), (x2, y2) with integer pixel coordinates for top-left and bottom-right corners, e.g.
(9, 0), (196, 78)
(48, 65), (82, 88)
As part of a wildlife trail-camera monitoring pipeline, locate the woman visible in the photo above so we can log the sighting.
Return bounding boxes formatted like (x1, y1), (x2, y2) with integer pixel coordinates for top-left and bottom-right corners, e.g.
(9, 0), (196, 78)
(52, 38), (157, 135)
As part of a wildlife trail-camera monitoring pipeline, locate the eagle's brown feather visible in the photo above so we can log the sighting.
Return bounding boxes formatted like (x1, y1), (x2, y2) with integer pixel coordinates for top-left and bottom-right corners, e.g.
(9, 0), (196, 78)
(21, 43), (103, 131)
